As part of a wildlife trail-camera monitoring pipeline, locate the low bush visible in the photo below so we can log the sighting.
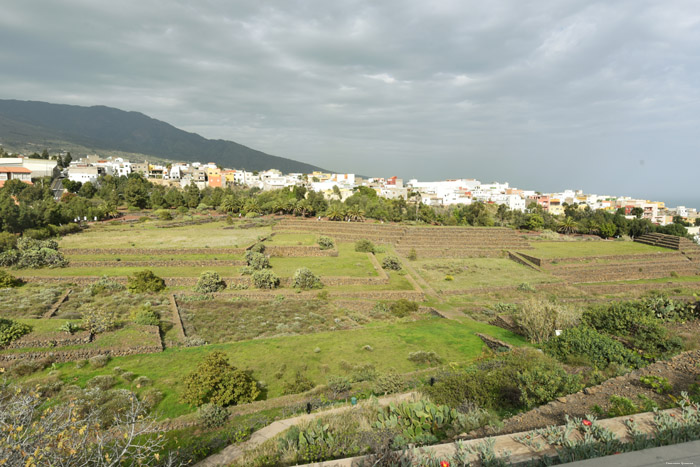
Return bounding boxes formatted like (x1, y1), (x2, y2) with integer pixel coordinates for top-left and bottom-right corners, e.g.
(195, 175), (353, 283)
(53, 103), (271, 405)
(424, 348), (581, 411)
(354, 239), (375, 253)
(0, 269), (23, 288)
(543, 326), (644, 369)
(292, 267), (322, 290)
(245, 251), (270, 270)
(140, 388), (164, 410)
(517, 282), (536, 292)
(317, 236), (335, 250)
(130, 305), (160, 326)
(381, 256), (402, 271)
(0, 232), (17, 252)
(127, 270), (166, 293)
(198, 403), (230, 428)
(326, 376), (352, 398)
(283, 371), (315, 395)
(195, 271), (227, 293)
(249, 242), (266, 254)
(181, 351), (260, 407)
(640, 375), (673, 394)
(121, 371), (136, 382)
(407, 350), (443, 365)
(86, 375), (116, 391)
(516, 298), (580, 344)
(134, 376), (152, 388)
(58, 322), (79, 334)
(82, 307), (118, 334)
(373, 372), (407, 395)
(89, 276), (125, 295)
(0, 318), (32, 347)
(155, 209), (172, 220)
(407, 248), (417, 261)
(88, 354), (110, 368)
(389, 299), (419, 318)
(252, 270), (280, 289)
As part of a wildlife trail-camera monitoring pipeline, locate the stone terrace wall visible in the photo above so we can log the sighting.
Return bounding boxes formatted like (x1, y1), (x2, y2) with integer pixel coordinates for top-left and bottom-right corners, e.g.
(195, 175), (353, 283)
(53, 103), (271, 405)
(68, 260), (247, 268)
(62, 247), (246, 255)
(7, 331), (92, 349)
(265, 246), (338, 257)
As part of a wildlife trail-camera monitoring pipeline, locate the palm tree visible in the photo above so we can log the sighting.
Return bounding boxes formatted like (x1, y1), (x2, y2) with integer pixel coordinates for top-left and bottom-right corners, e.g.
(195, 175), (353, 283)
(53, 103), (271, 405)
(219, 195), (238, 214)
(347, 205), (365, 222)
(326, 205), (345, 221)
(557, 217), (578, 235)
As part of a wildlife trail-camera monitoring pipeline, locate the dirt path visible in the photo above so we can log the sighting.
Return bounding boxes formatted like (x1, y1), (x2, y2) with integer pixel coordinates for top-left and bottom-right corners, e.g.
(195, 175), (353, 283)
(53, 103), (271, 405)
(195, 392), (417, 467)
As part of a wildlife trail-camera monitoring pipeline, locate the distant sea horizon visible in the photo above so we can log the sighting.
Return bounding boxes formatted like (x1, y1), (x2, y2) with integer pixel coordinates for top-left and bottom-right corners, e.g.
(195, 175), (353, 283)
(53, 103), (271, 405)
(659, 197), (700, 211)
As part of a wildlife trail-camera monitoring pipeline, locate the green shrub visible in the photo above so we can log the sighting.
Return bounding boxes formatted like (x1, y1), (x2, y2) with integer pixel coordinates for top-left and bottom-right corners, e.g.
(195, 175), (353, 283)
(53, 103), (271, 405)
(407, 350), (443, 365)
(249, 242), (266, 254)
(245, 251), (270, 270)
(543, 326), (644, 369)
(181, 351), (259, 407)
(82, 307), (117, 334)
(121, 371), (136, 382)
(134, 376), (152, 387)
(444, 275), (453, 281)
(354, 239), (375, 253)
(198, 403), (230, 428)
(317, 236), (335, 250)
(640, 375), (673, 394)
(130, 305), (160, 326)
(291, 267), (322, 290)
(141, 388), (164, 410)
(2, 238), (68, 269)
(0, 269), (22, 288)
(407, 248), (417, 261)
(381, 256), (402, 271)
(0, 318), (32, 347)
(424, 349), (581, 411)
(326, 376), (352, 398)
(493, 302), (518, 313)
(282, 371), (315, 395)
(88, 354), (109, 368)
(389, 299), (419, 317)
(252, 270), (280, 289)
(517, 282), (535, 292)
(0, 232), (17, 252)
(607, 395), (639, 417)
(373, 372), (407, 395)
(515, 298), (580, 344)
(155, 209), (172, 220)
(58, 322), (79, 334)
(195, 271), (227, 293)
(89, 276), (125, 295)
(127, 270), (166, 293)
(582, 301), (649, 335)
(86, 375), (116, 391)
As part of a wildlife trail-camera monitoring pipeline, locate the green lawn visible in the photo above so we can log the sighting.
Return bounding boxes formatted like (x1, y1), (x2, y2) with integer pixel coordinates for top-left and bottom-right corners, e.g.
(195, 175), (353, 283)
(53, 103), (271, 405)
(65, 253), (244, 262)
(414, 258), (558, 291)
(35, 318), (526, 419)
(525, 241), (668, 259)
(59, 220), (270, 249)
(267, 233), (318, 246)
(16, 318), (81, 336)
(269, 244), (376, 277)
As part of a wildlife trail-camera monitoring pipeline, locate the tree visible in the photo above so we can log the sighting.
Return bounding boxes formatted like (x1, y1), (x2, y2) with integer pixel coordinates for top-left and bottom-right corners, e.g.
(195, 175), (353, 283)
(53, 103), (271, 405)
(127, 270), (166, 293)
(78, 181), (97, 198)
(631, 207), (644, 219)
(195, 271), (227, 293)
(181, 351), (260, 407)
(184, 183), (201, 208)
(291, 267), (322, 290)
(124, 175), (150, 209)
(325, 205), (345, 221)
(557, 217), (578, 234)
(695, 218), (700, 227)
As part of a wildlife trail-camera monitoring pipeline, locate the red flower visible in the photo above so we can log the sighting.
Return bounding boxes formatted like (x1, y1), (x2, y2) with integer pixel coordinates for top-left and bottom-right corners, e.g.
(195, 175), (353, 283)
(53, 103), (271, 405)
(582, 419), (592, 426)
(440, 462), (450, 467)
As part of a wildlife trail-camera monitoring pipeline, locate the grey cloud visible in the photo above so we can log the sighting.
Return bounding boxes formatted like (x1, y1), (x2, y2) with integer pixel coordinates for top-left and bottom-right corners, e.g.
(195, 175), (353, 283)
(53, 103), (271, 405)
(1, 0), (699, 205)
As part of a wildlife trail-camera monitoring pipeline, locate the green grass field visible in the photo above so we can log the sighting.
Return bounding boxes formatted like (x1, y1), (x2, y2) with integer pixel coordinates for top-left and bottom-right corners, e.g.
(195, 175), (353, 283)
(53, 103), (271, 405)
(525, 240), (668, 259)
(266, 232), (318, 245)
(29, 318), (526, 419)
(413, 258), (559, 291)
(65, 253), (244, 262)
(269, 244), (377, 277)
(60, 220), (270, 249)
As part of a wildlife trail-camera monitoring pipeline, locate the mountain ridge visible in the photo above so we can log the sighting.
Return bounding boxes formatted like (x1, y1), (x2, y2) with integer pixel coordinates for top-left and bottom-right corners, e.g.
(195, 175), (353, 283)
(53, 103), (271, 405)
(0, 99), (327, 173)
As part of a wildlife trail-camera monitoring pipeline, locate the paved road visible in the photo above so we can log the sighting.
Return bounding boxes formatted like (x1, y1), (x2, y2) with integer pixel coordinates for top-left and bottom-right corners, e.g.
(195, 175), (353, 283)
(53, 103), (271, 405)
(565, 440), (700, 467)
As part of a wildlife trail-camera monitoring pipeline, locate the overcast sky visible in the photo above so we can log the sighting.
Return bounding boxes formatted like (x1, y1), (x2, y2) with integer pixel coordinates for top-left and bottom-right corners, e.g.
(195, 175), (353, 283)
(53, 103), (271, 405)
(1, 1), (699, 206)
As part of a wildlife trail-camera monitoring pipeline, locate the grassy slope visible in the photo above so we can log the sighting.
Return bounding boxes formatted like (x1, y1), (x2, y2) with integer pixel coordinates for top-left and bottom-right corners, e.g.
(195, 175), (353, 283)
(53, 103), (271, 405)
(525, 240), (668, 259)
(35, 318), (526, 419)
(413, 258), (559, 291)
(59, 220), (270, 249)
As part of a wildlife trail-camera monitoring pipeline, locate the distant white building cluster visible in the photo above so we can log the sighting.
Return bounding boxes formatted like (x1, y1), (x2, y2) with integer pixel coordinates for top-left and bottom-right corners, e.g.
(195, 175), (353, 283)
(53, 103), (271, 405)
(2, 150), (698, 228)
